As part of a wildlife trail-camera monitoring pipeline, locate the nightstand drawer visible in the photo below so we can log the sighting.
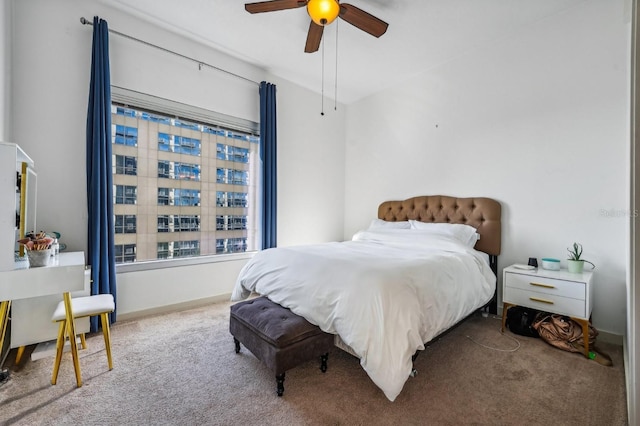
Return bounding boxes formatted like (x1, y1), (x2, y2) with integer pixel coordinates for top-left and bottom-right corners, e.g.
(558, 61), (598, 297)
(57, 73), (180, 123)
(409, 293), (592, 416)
(504, 287), (587, 318)
(504, 272), (586, 300)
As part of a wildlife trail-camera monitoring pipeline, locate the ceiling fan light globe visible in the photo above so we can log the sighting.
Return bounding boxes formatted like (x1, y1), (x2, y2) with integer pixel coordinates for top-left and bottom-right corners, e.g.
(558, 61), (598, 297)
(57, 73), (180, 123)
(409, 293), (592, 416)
(307, 0), (340, 26)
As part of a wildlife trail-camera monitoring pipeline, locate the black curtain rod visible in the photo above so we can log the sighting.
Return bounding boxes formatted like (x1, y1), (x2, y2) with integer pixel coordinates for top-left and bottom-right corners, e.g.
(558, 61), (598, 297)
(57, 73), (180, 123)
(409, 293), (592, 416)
(79, 17), (260, 87)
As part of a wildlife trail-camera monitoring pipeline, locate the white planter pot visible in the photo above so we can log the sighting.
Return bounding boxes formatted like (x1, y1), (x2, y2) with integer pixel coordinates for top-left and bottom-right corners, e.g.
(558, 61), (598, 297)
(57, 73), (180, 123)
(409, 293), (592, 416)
(567, 260), (584, 273)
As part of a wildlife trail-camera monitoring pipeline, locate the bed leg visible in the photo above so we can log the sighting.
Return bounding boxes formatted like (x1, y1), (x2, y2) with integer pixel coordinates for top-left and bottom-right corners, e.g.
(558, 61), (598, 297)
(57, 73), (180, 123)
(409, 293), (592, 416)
(320, 352), (329, 373)
(410, 350), (419, 377)
(233, 337), (241, 354)
(276, 372), (285, 396)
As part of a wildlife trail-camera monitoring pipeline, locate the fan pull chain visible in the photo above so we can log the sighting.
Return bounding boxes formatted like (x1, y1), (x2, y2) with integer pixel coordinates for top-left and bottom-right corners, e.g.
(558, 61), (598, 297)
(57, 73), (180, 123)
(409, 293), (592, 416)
(321, 34), (325, 116)
(334, 19), (338, 111)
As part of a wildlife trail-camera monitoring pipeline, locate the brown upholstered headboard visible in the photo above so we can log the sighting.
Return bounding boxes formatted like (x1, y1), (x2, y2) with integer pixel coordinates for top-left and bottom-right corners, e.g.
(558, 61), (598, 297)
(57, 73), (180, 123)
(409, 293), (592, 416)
(377, 195), (501, 256)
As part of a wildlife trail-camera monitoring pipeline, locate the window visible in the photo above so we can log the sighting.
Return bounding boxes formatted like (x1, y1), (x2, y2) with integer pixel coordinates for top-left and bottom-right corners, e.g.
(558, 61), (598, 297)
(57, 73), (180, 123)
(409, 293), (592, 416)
(216, 215), (246, 231)
(115, 185), (137, 205)
(216, 191), (248, 208)
(157, 215), (200, 233)
(157, 160), (200, 181)
(115, 244), (137, 263)
(111, 93), (259, 266)
(158, 133), (201, 156)
(114, 155), (137, 176)
(157, 240), (200, 259)
(157, 188), (200, 207)
(115, 215), (137, 234)
(217, 143), (249, 163)
(216, 168), (248, 185)
(216, 237), (247, 254)
(113, 124), (138, 147)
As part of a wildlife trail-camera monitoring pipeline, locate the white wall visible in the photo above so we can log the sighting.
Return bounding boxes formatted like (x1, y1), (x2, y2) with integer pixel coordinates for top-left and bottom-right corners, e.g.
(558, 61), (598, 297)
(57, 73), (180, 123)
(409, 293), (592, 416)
(0, 0), (11, 141)
(10, 0), (345, 316)
(344, 0), (630, 335)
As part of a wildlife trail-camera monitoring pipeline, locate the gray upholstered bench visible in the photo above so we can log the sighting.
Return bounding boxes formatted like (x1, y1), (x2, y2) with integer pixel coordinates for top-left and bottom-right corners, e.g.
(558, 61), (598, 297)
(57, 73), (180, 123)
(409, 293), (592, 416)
(229, 296), (334, 396)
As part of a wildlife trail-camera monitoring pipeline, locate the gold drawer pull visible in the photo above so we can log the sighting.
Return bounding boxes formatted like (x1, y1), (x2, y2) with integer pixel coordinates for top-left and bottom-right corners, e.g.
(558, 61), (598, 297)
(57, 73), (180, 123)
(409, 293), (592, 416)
(530, 296), (554, 305)
(530, 282), (556, 289)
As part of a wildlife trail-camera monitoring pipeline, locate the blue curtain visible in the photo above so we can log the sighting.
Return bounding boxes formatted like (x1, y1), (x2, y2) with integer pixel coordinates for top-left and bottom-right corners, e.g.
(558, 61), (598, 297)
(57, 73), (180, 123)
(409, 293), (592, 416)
(86, 16), (116, 331)
(259, 82), (277, 249)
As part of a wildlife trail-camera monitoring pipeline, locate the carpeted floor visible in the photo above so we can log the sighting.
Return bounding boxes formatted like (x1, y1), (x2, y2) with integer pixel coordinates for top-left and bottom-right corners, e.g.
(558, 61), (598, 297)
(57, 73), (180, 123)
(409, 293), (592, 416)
(0, 300), (628, 425)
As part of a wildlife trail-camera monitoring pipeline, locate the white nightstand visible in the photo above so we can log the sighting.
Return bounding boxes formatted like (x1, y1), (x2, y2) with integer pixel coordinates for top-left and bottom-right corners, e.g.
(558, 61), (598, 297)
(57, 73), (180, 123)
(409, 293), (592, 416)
(500, 264), (594, 358)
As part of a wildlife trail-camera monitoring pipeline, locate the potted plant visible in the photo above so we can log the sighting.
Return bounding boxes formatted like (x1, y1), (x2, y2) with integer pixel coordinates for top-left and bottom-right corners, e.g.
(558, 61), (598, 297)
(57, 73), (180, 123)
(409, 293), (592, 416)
(567, 242), (595, 273)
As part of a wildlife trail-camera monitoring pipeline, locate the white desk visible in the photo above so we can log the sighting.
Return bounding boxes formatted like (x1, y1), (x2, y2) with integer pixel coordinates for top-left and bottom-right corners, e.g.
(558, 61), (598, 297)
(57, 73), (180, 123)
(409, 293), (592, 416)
(0, 251), (86, 386)
(0, 252), (86, 300)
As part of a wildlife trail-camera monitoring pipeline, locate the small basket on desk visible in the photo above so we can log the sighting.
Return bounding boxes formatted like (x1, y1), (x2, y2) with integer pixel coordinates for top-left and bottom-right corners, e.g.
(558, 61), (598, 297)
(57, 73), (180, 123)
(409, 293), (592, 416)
(27, 249), (53, 267)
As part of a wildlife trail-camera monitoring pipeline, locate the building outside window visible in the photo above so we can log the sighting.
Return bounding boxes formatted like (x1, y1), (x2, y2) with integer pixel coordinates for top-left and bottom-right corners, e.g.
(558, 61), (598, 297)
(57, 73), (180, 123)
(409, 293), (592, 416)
(115, 244), (137, 263)
(111, 96), (259, 265)
(115, 215), (137, 234)
(114, 155), (137, 175)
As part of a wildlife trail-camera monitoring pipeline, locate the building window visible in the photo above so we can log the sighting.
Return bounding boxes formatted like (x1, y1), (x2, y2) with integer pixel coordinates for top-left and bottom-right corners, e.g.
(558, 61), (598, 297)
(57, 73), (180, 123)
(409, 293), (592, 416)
(217, 143), (249, 163)
(115, 215), (137, 234)
(216, 191), (248, 208)
(113, 124), (138, 147)
(216, 215), (246, 231)
(216, 168), (248, 185)
(157, 240), (200, 259)
(157, 215), (200, 233)
(115, 185), (137, 205)
(111, 96), (259, 265)
(157, 188), (200, 207)
(115, 244), (136, 263)
(114, 155), (137, 176)
(158, 133), (201, 156)
(157, 160), (201, 181)
(216, 238), (247, 254)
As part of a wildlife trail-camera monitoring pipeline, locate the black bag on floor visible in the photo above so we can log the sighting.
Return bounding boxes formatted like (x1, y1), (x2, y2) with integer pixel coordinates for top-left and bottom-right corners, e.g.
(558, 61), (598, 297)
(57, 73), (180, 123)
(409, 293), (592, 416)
(506, 306), (542, 337)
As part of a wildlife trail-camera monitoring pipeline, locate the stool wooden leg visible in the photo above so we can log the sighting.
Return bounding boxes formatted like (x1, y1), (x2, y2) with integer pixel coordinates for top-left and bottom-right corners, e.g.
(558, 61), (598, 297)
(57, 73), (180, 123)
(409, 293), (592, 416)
(100, 313), (113, 370)
(63, 292), (82, 387)
(276, 372), (285, 397)
(51, 320), (66, 385)
(14, 346), (26, 365)
(0, 301), (10, 359)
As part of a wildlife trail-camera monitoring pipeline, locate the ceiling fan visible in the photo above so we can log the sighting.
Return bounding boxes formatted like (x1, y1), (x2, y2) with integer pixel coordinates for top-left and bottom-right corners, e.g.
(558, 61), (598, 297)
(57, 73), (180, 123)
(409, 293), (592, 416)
(244, 0), (389, 53)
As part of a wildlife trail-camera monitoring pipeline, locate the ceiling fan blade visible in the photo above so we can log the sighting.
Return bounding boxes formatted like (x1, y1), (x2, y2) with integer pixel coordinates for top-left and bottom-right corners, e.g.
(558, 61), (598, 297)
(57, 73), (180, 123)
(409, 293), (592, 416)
(339, 3), (388, 38)
(304, 21), (324, 53)
(245, 0), (307, 14)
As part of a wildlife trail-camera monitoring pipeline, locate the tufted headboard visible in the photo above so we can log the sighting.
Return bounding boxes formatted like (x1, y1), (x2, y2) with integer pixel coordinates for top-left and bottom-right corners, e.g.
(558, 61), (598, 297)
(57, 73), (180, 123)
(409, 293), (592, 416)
(377, 195), (501, 256)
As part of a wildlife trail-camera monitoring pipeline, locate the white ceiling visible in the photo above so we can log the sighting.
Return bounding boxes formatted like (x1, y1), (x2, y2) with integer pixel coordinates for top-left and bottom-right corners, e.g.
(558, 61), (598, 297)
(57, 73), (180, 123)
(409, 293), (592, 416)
(101, 0), (585, 104)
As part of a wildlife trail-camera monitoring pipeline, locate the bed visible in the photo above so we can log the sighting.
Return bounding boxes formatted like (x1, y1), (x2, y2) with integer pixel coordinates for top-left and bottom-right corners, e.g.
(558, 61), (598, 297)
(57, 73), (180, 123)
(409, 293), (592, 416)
(231, 195), (501, 401)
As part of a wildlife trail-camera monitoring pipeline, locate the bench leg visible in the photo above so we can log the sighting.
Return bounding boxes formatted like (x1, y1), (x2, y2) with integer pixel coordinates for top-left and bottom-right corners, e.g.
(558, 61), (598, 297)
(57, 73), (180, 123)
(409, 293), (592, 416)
(320, 352), (329, 373)
(233, 337), (240, 354)
(276, 372), (285, 397)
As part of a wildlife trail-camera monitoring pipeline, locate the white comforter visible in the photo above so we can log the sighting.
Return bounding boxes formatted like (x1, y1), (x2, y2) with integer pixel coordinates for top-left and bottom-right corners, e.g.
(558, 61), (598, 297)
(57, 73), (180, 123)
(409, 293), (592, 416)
(231, 228), (496, 401)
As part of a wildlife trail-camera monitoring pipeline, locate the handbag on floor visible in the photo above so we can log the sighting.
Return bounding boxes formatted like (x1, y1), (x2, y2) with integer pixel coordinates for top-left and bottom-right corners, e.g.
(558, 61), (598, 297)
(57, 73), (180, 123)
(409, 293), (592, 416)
(505, 306), (541, 337)
(532, 313), (612, 366)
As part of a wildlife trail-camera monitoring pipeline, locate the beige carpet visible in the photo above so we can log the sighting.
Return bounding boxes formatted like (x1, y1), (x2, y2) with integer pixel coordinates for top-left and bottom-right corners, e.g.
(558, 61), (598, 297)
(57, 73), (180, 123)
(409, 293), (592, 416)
(0, 300), (628, 425)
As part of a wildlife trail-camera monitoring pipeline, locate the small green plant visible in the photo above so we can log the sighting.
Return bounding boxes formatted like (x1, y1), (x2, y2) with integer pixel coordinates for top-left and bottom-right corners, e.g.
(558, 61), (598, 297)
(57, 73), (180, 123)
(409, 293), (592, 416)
(567, 242), (595, 268)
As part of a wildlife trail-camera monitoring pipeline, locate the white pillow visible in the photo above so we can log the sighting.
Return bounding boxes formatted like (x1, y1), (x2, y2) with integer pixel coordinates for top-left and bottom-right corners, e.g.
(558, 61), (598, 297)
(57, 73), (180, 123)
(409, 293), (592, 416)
(408, 220), (479, 247)
(368, 219), (411, 230)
